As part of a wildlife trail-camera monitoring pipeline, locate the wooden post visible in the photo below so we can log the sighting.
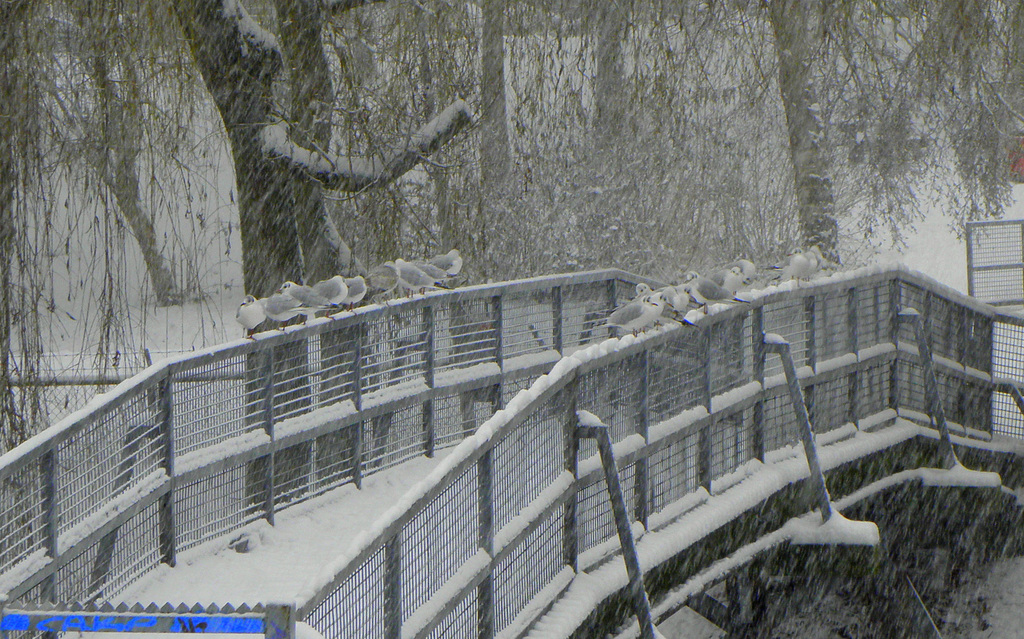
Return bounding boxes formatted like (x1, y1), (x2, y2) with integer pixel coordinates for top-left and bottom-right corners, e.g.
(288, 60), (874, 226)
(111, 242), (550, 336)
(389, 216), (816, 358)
(158, 376), (176, 567)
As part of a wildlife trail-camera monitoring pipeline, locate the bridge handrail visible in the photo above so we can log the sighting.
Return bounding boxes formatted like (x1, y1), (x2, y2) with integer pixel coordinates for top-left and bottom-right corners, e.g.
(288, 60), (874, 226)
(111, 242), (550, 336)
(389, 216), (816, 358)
(292, 265), (1011, 639)
(0, 268), (652, 602)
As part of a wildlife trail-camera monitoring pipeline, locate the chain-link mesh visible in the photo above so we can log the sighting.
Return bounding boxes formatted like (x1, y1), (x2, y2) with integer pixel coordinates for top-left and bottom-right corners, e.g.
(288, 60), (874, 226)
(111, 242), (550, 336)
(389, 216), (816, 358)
(967, 220), (1024, 304)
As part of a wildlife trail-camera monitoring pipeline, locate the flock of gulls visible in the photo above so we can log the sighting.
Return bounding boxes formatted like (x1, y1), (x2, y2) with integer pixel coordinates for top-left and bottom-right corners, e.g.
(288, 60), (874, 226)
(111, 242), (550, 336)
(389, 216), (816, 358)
(234, 249), (463, 338)
(607, 246), (829, 336)
(232, 245), (828, 341)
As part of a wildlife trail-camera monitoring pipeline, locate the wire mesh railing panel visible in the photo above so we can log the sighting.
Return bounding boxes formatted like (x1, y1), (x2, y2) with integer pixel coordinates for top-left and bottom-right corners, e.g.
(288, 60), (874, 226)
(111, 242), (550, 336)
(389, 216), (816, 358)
(815, 290), (850, 362)
(175, 462), (262, 552)
(576, 356), (645, 451)
(897, 360), (928, 416)
(274, 442), (314, 505)
(493, 508), (563, 636)
(709, 316), (749, 396)
(856, 281), (893, 350)
(992, 392), (1024, 437)
(763, 298), (810, 377)
(363, 404), (426, 472)
(362, 309), (428, 398)
(897, 282), (928, 345)
(856, 364), (892, 421)
(648, 430), (700, 516)
(310, 424), (359, 496)
(55, 389), (163, 538)
(0, 464), (47, 578)
(173, 357), (251, 458)
(709, 410), (753, 479)
(433, 388), (495, 450)
(309, 328), (359, 409)
(99, 500), (162, 599)
(648, 331), (704, 424)
(493, 399), (564, 532)
(272, 340), (316, 423)
(54, 535), (100, 602)
(562, 282), (615, 350)
(926, 296), (962, 364)
(963, 312), (993, 373)
(435, 298), (498, 372)
(993, 320), (1024, 380)
(577, 461), (636, 555)
(810, 376), (851, 433)
(762, 389), (799, 453)
(426, 586), (477, 639)
(305, 546), (386, 639)
(502, 290), (555, 359)
(967, 220), (1024, 304)
(400, 464), (478, 621)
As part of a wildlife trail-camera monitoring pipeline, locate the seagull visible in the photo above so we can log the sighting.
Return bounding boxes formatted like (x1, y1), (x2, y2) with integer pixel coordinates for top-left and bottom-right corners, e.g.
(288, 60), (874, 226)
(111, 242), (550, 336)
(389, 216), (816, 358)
(342, 276), (367, 308)
(235, 295), (266, 338)
(607, 291), (667, 336)
(721, 259), (757, 285)
(683, 272), (748, 311)
(775, 248), (819, 282)
(311, 276), (349, 307)
(428, 249), (463, 276)
(410, 260), (450, 282)
(368, 264), (398, 296)
(279, 281), (336, 322)
(633, 282), (654, 301)
(262, 290), (307, 326)
(389, 259), (445, 295)
(709, 265), (746, 295)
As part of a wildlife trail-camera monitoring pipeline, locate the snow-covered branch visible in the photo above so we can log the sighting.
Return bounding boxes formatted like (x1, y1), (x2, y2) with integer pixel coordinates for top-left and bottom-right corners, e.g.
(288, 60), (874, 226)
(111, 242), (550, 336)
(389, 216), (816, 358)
(324, 0), (388, 12)
(260, 99), (474, 192)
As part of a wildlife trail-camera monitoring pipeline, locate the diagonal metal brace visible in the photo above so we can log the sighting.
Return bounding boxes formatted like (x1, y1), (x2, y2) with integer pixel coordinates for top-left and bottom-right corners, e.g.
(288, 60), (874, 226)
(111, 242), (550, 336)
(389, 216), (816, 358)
(576, 412), (655, 639)
(763, 335), (833, 522)
(898, 309), (960, 468)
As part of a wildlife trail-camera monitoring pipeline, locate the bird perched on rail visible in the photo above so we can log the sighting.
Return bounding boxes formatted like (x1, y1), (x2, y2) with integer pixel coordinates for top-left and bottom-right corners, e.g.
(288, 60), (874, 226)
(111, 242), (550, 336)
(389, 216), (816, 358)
(427, 249), (463, 277)
(682, 271), (748, 312)
(607, 291), (668, 336)
(387, 259), (448, 296)
(309, 276), (348, 314)
(235, 295), (266, 338)
(279, 281), (338, 322)
(772, 247), (822, 283)
(342, 276), (367, 308)
(709, 265), (747, 295)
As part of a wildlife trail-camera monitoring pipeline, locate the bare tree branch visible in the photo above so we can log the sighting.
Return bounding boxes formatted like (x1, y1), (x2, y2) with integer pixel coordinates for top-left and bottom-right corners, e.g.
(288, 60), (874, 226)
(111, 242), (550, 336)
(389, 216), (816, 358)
(261, 98), (474, 192)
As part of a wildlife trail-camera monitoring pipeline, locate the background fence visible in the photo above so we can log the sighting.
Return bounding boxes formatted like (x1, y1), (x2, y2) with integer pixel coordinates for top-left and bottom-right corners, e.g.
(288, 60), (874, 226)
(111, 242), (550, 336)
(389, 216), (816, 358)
(967, 219), (1024, 306)
(0, 266), (1019, 639)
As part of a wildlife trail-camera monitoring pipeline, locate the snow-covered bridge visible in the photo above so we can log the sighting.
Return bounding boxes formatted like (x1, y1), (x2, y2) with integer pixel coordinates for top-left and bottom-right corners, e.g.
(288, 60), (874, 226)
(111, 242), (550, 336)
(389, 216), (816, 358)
(1, 266), (1023, 639)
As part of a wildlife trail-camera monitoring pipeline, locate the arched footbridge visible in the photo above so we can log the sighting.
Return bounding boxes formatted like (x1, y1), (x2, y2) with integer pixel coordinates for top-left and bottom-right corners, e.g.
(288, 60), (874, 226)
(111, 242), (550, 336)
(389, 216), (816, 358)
(2, 266), (1024, 639)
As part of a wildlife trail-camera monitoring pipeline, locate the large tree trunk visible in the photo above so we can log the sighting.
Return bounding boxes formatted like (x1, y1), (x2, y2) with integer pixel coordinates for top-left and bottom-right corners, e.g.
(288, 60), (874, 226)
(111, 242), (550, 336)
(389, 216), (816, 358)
(593, 0), (627, 155)
(767, 0), (839, 258)
(478, 0), (510, 273)
(0, 0), (32, 451)
(169, 0), (303, 298)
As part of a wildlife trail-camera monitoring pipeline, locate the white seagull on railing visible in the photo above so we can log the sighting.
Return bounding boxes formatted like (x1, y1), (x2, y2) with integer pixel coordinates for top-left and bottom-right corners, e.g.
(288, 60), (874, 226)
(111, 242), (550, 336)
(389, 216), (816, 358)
(607, 291), (667, 336)
(428, 249), (463, 276)
(235, 295), (266, 338)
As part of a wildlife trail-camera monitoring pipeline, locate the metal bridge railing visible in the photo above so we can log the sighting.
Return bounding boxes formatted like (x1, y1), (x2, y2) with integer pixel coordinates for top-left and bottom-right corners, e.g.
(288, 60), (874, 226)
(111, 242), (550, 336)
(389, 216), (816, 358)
(291, 266), (1009, 639)
(0, 269), (651, 609)
(0, 265), (1018, 639)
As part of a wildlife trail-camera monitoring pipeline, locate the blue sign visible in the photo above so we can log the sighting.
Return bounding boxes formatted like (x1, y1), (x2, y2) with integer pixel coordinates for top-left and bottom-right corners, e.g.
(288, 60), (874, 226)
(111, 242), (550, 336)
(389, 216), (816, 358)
(0, 613), (265, 634)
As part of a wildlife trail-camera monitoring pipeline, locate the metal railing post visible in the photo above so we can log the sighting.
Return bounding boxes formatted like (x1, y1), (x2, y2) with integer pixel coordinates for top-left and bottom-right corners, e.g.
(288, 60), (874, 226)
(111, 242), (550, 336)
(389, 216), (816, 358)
(492, 294), (504, 410)
(699, 326), (713, 490)
(384, 535), (402, 639)
(261, 348), (276, 525)
(352, 323), (364, 489)
(40, 445), (58, 602)
(889, 278), (901, 411)
(158, 376), (176, 567)
(899, 309), (960, 468)
(563, 378), (579, 573)
(576, 412), (655, 639)
(423, 304), (435, 458)
(751, 305), (766, 461)
(763, 336), (833, 522)
(634, 349), (650, 528)
(552, 285), (564, 353)
(847, 287), (859, 427)
(477, 449), (494, 639)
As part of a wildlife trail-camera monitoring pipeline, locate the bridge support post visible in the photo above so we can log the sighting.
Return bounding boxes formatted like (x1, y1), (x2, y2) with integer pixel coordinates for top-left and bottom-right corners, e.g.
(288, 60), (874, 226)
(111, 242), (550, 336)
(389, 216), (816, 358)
(763, 335), (833, 522)
(898, 309), (960, 468)
(576, 410), (656, 639)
